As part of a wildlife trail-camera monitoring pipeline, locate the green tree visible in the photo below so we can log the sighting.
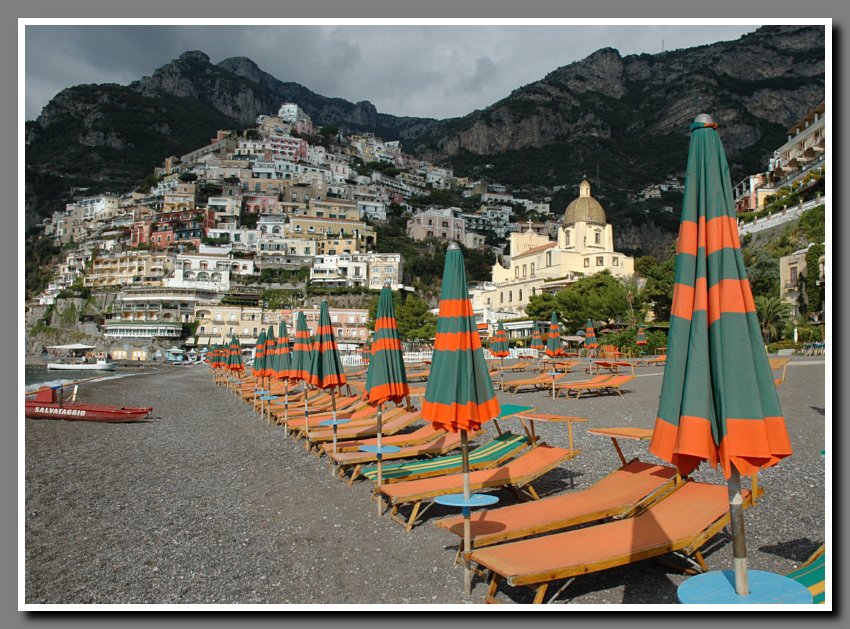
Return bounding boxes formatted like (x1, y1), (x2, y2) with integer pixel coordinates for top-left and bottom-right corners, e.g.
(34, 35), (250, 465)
(637, 256), (675, 322)
(395, 293), (437, 345)
(525, 271), (632, 332)
(744, 247), (780, 299)
(754, 295), (791, 344)
(178, 172), (198, 182)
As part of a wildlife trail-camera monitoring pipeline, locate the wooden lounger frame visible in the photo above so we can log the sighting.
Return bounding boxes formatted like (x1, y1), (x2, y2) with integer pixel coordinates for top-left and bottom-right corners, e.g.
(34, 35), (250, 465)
(555, 375), (634, 399)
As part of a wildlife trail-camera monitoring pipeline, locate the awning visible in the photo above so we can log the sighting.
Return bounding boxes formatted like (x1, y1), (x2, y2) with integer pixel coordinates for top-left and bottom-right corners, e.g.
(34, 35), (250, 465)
(46, 343), (96, 350)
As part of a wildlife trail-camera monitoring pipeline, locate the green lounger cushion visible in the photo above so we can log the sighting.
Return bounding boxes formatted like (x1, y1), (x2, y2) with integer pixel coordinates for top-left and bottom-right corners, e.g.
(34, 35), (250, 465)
(361, 431), (528, 482)
(787, 550), (825, 604)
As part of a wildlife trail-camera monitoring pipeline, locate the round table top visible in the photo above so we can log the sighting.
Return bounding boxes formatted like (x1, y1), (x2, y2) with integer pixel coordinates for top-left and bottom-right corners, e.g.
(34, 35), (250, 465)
(259, 395), (278, 401)
(677, 570), (812, 604)
(433, 493), (499, 508)
(358, 445), (402, 454)
(319, 418), (352, 427)
(253, 388), (268, 394)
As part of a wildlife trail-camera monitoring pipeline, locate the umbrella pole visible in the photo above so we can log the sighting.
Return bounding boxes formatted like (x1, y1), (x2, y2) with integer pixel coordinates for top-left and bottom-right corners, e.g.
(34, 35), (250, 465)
(283, 380), (289, 438)
(500, 357), (504, 391)
(331, 390), (339, 456)
(303, 382), (310, 441)
(461, 429), (472, 597)
(376, 402), (384, 515)
(727, 468), (750, 595)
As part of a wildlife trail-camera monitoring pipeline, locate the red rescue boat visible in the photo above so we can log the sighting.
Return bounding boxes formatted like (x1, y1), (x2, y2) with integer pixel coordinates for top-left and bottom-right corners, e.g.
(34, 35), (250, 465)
(25, 387), (153, 423)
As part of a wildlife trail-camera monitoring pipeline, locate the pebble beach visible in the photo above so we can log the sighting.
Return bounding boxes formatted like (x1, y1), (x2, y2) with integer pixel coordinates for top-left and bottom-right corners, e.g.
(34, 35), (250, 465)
(24, 358), (827, 606)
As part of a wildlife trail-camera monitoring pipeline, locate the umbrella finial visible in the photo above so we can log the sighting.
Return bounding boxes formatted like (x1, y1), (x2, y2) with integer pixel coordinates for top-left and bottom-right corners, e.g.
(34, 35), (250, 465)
(694, 113), (715, 125)
(447, 241), (460, 251)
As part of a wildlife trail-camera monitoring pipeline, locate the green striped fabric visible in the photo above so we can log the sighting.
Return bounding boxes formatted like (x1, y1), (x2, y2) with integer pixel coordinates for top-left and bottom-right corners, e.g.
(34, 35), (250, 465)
(786, 551), (824, 603)
(650, 118), (792, 479)
(254, 328), (266, 377)
(264, 325), (275, 379)
(490, 321), (510, 358)
(361, 431), (528, 481)
(289, 311), (312, 382)
(546, 312), (562, 357)
(307, 300), (347, 390)
(274, 320), (291, 381)
(365, 284), (409, 405)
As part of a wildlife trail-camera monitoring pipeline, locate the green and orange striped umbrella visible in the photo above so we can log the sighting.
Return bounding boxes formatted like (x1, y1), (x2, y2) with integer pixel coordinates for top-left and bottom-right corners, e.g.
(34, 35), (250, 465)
(545, 312), (563, 358)
(584, 319), (598, 350)
(365, 285), (409, 406)
(489, 321), (510, 359)
(289, 311), (312, 383)
(636, 326), (648, 345)
(308, 301), (348, 391)
(253, 328), (267, 380)
(227, 336), (243, 372)
(649, 114), (793, 597)
(274, 320), (291, 381)
(530, 329), (544, 351)
(423, 242), (500, 596)
(423, 243), (500, 433)
(264, 324), (276, 380)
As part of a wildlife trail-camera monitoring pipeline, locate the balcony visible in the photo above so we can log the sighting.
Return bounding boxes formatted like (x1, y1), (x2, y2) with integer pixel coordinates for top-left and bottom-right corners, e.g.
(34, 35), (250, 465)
(783, 280), (799, 291)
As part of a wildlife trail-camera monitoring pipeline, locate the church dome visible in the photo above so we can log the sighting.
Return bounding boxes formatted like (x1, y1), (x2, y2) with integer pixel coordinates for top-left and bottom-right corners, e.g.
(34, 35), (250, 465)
(563, 180), (606, 225)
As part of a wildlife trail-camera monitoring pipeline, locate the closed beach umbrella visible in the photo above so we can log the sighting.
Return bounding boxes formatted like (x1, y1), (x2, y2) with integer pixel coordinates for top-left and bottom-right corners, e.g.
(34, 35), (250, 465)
(490, 321), (510, 390)
(308, 301), (349, 453)
(253, 328), (267, 381)
(649, 115), (794, 599)
(545, 312), (563, 358)
(274, 320), (293, 435)
(364, 283), (410, 509)
(531, 329), (544, 351)
(636, 326), (647, 345)
(584, 319), (598, 350)
(423, 242), (500, 595)
(289, 311), (314, 436)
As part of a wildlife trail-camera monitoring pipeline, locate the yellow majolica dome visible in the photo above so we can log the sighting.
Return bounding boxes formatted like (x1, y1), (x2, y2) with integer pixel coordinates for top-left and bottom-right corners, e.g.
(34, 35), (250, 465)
(564, 180), (606, 225)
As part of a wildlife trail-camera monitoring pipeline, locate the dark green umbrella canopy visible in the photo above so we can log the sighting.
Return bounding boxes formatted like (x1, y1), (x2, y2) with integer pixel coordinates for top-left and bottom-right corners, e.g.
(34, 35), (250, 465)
(489, 321), (510, 358)
(545, 312), (563, 357)
(531, 329), (544, 351)
(274, 320), (292, 381)
(649, 117), (792, 479)
(365, 284), (409, 406)
(253, 328), (267, 378)
(636, 326), (648, 345)
(423, 243), (500, 433)
(307, 301), (348, 390)
(289, 311), (312, 382)
(584, 319), (598, 349)
(227, 336), (243, 372)
(264, 325), (275, 378)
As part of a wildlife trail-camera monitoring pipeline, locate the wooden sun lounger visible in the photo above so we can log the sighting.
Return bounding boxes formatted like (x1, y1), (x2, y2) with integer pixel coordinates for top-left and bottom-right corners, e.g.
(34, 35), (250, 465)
(769, 357), (792, 387)
(290, 404), (407, 432)
(787, 545), (825, 604)
(537, 361), (579, 374)
(380, 444), (579, 532)
(474, 481), (762, 604)
(332, 431), (471, 484)
(320, 424), (448, 455)
(361, 431), (531, 486)
(406, 370), (430, 382)
(503, 372), (570, 394)
(300, 410), (422, 446)
(556, 375), (634, 399)
(502, 361), (533, 372)
(435, 459), (680, 549)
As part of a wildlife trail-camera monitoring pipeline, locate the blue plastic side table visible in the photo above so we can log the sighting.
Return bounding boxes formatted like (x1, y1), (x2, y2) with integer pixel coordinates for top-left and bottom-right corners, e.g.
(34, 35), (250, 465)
(678, 570), (813, 604)
(319, 418), (351, 427)
(359, 444), (401, 457)
(434, 492), (499, 517)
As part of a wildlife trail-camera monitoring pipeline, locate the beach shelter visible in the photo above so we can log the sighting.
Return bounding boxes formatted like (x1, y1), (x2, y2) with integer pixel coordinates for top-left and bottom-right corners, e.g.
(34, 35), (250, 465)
(423, 242), (501, 596)
(584, 319), (598, 351)
(274, 320), (293, 435)
(364, 283), (410, 511)
(649, 114), (795, 601)
(545, 312), (563, 358)
(289, 311), (314, 436)
(636, 326), (648, 345)
(307, 301), (348, 453)
(531, 329), (544, 352)
(253, 328), (267, 381)
(489, 321), (510, 390)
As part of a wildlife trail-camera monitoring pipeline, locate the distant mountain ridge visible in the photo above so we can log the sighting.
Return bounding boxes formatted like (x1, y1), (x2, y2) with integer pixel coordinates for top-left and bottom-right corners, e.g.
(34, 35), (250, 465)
(25, 25), (824, 238)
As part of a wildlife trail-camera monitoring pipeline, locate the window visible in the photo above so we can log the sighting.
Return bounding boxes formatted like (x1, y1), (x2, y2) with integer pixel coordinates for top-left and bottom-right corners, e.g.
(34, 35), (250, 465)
(508, 291), (513, 302)
(530, 263), (535, 276)
(584, 258), (590, 268)
(243, 328), (249, 335)
(596, 256), (604, 266)
(522, 265), (527, 277)
(348, 315), (355, 323)
(565, 231), (570, 246)
(595, 231), (601, 245)
(337, 328), (343, 337)
(500, 292), (504, 304)
(546, 251), (552, 266)
(515, 267), (519, 279)
(612, 257), (619, 267)
(518, 289), (523, 302)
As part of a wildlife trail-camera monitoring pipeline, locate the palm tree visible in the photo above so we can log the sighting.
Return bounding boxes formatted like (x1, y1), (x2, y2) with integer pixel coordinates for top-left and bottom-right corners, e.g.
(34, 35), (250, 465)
(754, 295), (791, 345)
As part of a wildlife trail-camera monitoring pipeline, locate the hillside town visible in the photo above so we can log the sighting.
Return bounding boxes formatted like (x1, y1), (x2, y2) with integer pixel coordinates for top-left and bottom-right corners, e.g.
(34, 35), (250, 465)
(25, 99), (827, 361)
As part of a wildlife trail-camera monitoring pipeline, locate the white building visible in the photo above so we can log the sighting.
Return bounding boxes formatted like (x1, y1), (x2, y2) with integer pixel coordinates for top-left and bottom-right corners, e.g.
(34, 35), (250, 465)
(165, 253), (235, 291)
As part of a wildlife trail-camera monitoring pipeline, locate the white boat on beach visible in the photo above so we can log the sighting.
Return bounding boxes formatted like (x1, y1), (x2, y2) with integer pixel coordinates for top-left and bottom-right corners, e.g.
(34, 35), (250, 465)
(45, 343), (117, 371)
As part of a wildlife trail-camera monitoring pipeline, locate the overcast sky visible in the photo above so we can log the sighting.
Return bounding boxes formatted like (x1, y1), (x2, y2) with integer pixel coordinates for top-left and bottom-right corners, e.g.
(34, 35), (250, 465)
(25, 24), (759, 121)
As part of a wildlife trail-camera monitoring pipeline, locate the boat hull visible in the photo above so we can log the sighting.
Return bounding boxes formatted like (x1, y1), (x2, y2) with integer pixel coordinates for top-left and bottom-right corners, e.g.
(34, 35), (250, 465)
(46, 361), (117, 371)
(25, 401), (153, 422)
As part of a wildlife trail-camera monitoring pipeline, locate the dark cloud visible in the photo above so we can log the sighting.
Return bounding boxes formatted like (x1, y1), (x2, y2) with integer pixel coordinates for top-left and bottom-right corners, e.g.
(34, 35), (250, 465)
(25, 24), (759, 121)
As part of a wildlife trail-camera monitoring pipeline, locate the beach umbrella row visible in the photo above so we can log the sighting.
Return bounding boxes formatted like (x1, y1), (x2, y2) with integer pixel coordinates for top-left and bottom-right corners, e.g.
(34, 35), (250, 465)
(489, 321), (510, 390)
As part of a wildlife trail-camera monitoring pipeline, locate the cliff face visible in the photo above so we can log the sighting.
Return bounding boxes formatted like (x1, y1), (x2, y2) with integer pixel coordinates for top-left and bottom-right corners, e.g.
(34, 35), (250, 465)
(25, 25), (824, 245)
(413, 26), (825, 161)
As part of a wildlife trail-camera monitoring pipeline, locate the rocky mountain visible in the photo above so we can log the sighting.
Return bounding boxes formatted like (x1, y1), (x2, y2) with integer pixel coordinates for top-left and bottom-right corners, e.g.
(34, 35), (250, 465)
(25, 25), (824, 242)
